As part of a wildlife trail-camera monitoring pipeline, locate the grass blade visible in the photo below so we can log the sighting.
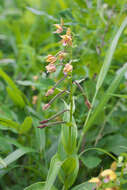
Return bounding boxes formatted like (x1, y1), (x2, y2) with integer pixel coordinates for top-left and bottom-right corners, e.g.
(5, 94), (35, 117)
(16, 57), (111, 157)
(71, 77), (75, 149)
(96, 17), (127, 91)
(0, 148), (35, 169)
(83, 63), (127, 134)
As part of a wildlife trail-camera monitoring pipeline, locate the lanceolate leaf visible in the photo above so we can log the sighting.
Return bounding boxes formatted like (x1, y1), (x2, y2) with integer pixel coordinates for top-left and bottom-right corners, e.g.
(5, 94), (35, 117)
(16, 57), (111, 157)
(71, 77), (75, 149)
(0, 117), (20, 132)
(109, 93), (127, 99)
(71, 182), (96, 190)
(19, 116), (32, 134)
(6, 86), (25, 108)
(44, 154), (62, 190)
(59, 155), (79, 189)
(0, 148), (35, 169)
(83, 63), (127, 134)
(0, 69), (24, 99)
(26, 7), (57, 21)
(0, 68), (29, 106)
(96, 17), (127, 91)
(33, 118), (46, 153)
(61, 101), (77, 155)
(24, 182), (57, 190)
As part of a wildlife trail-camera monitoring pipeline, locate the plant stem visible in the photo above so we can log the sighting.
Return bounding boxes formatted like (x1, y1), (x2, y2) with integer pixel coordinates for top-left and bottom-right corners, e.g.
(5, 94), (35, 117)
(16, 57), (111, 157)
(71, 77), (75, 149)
(69, 74), (73, 145)
(70, 74), (73, 124)
(52, 74), (67, 90)
(77, 90), (97, 152)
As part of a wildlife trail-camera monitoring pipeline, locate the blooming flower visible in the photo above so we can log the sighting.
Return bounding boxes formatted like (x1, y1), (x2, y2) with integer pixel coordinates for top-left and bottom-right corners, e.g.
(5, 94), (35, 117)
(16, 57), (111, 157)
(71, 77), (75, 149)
(46, 54), (57, 64)
(100, 169), (117, 181)
(45, 88), (54, 96)
(43, 104), (50, 110)
(60, 28), (72, 46)
(63, 63), (73, 74)
(46, 64), (56, 73)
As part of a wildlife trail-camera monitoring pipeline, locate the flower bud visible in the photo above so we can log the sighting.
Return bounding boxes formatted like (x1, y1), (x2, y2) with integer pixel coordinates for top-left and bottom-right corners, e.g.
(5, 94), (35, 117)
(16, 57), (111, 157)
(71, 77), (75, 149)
(46, 55), (57, 64)
(54, 24), (63, 34)
(45, 88), (54, 96)
(63, 63), (73, 74)
(85, 100), (91, 109)
(43, 104), (50, 110)
(38, 124), (48, 129)
(46, 64), (56, 73)
(60, 35), (72, 46)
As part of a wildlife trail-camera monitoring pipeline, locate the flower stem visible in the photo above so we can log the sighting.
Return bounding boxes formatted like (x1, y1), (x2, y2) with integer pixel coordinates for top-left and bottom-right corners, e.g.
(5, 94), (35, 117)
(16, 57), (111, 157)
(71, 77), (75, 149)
(38, 121), (66, 129)
(48, 90), (66, 105)
(69, 73), (73, 146)
(70, 74), (73, 124)
(77, 90), (97, 152)
(52, 74), (67, 90)
(40, 109), (69, 124)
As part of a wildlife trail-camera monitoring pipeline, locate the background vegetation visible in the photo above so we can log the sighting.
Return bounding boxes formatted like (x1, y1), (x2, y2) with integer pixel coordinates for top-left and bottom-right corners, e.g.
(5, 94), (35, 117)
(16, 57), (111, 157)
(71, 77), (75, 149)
(1, 0), (127, 189)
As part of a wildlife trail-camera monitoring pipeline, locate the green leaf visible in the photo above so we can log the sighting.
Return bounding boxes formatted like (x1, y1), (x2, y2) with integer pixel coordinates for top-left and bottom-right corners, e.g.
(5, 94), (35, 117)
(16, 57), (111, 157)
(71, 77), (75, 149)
(97, 134), (127, 155)
(59, 155), (79, 189)
(96, 17), (127, 91)
(17, 80), (36, 86)
(24, 182), (57, 190)
(0, 148), (35, 169)
(0, 68), (26, 107)
(80, 156), (101, 169)
(19, 116), (32, 134)
(71, 182), (96, 190)
(61, 101), (77, 154)
(0, 69), (24, 98)
(0, 157), (7, 168)
(109, 93), (127, 99)
(26, 7), (57, 21)
(44, 154), (62, 190)
(6, 87), (25, 108)
(0, 117), (20, 132)
(33, 118), (46, 153)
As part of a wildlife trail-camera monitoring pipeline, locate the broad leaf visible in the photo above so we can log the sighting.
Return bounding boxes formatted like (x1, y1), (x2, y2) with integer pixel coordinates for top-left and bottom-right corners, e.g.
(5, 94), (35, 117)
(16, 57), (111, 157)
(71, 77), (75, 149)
(24, 182), (57, 190)
(19, 116), (32, 134)
(44, 154), (62, 190)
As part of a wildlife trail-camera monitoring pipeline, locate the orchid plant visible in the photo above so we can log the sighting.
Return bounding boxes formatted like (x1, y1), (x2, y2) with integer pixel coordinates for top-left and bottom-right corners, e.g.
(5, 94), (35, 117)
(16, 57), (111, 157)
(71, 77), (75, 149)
(36, 19), (91, 190)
